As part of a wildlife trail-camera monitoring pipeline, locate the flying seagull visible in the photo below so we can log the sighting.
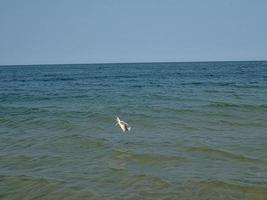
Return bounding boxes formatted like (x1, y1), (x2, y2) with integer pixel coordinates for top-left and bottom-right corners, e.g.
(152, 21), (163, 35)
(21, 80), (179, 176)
(115, 117), (131, 132)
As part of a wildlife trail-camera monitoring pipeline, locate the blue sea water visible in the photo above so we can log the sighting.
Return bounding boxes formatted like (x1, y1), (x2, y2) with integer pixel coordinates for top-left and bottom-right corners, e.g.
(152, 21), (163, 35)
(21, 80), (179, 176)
(0, 61), (267, 199)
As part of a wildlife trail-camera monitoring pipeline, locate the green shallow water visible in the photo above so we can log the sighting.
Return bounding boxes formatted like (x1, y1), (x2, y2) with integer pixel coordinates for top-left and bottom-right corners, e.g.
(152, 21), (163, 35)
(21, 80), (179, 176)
(0, 61), (267, 199)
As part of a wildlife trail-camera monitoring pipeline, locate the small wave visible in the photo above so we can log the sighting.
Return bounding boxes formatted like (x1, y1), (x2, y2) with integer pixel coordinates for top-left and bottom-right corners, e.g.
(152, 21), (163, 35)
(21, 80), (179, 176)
(124, 174), (170, 190)
(0, 175), (97, 199)
(181, 81), (237, 87)
(112, 149), (188, 165)
(205, 102), (267, 111)
(53, 134), (110, 151)
(37, 77), (76, 82)
(218, 119), (266, 127)
(188, 146), (264, 163)
(176, 180), (267, 200)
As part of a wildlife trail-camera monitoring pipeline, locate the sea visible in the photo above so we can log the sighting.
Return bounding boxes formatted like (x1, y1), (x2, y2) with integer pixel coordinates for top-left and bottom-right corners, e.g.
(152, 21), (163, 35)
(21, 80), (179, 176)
(0, 61), (267, 200)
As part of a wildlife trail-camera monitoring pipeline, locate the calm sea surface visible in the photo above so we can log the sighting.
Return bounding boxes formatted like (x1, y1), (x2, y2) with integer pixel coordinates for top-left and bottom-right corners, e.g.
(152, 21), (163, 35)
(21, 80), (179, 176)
(0, 61), (267, 199)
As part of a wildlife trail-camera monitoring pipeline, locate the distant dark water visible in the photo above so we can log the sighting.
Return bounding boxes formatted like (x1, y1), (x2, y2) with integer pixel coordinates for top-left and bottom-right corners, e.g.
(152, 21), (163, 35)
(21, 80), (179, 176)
(0, 61), (267, 199)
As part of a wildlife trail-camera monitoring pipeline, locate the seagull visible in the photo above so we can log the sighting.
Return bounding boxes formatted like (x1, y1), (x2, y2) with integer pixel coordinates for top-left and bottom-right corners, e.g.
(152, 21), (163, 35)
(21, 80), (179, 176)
(115, 117), (131, 132)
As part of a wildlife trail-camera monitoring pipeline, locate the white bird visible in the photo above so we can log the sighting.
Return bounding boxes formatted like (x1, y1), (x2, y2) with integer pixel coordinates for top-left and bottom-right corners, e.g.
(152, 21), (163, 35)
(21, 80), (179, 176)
(115, 117), (131, 132)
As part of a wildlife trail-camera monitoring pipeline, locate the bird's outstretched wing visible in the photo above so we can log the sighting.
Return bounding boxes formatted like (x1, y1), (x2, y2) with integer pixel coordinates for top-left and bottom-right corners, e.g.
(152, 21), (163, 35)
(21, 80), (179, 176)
(120, 121), (128, 126)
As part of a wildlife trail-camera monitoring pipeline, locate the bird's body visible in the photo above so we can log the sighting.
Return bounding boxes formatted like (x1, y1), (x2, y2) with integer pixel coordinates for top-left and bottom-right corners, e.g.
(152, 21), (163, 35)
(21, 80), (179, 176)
(115, 117), (131, 132)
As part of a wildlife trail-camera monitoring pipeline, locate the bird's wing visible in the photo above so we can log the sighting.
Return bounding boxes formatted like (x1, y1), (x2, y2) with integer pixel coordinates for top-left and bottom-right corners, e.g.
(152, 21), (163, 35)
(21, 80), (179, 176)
(120, 121), (128, 126)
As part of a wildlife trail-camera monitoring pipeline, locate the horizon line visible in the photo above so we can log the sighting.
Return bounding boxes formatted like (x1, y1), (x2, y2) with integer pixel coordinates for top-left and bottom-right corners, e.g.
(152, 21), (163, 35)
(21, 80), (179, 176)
(0, 59), (266, 67)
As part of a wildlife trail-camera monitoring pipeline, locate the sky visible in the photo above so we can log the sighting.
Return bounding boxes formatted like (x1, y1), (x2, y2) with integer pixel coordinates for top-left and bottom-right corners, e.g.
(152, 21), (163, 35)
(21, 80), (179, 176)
(0, 0), (267, 65)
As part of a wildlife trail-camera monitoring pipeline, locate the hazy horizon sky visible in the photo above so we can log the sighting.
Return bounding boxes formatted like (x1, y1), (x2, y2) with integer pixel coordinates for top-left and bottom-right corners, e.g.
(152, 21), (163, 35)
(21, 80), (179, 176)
(0, 0), (267, 65)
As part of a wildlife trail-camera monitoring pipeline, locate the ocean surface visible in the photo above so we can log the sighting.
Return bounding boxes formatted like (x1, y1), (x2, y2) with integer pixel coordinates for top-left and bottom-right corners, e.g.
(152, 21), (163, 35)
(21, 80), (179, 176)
(0, 61), (267, 200)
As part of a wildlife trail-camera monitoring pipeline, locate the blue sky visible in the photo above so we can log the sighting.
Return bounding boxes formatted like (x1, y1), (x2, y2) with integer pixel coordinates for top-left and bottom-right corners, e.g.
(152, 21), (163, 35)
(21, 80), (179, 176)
(0, 0), (267, 65)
